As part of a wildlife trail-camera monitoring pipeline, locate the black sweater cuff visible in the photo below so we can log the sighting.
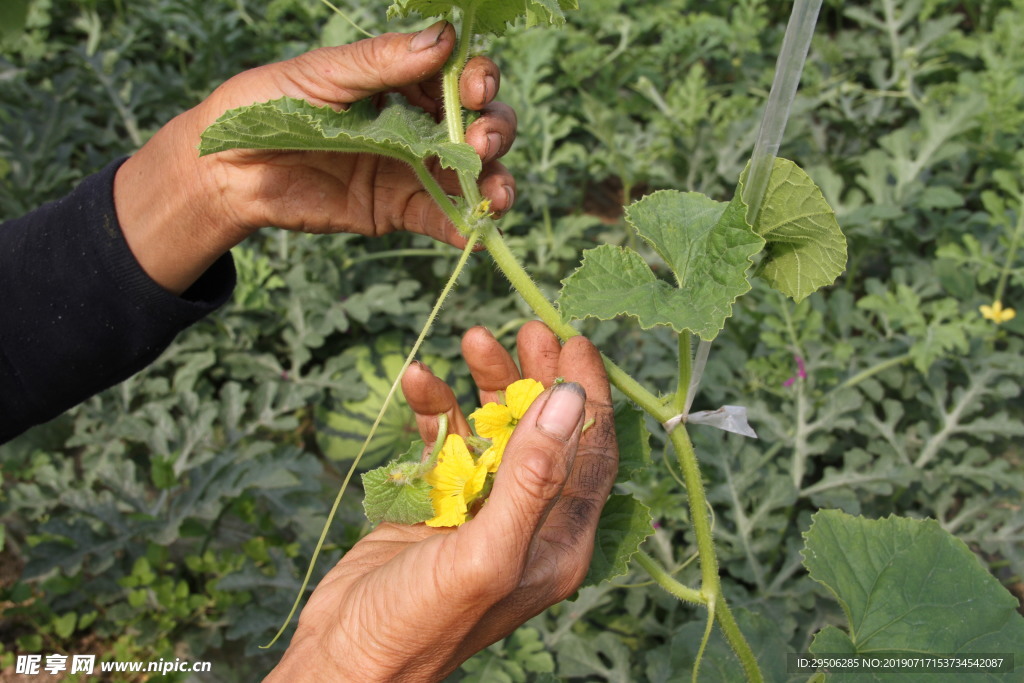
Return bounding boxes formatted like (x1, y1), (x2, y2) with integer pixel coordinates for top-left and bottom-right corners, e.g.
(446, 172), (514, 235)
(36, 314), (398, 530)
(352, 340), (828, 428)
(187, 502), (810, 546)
(0, 158), (236, 443)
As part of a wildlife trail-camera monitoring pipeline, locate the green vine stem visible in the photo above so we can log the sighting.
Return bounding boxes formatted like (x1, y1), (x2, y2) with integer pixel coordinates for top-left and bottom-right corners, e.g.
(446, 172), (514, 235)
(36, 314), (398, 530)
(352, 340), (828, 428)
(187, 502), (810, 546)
(694, 592), (717, 683)
(442, 7), (480, 204)
(993, 196), (1024, 304)
(633, 551), (705, 606)
(481, 226), (762, 680)
(675, 333), (692, 414)
(436, 8), (761, 679)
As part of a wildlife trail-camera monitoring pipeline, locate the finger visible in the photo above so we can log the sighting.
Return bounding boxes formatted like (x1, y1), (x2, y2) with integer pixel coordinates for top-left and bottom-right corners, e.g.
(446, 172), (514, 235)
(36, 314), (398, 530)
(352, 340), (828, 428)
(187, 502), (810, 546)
(401, 361), (471, 445)
(465, 102), (517, 164)
(546, 337), (618, 536)
(516, 322), (562, 386)
(460, 56), (501, 110)
(273, 22), (456, 107)
(478, 162), (515, 216)
(396, 79), (443, 115)
(424, 159), (514, 219)
(401, 188), (480, 249)
(462, 326), (521, 406)
(464, 383), (586, 568)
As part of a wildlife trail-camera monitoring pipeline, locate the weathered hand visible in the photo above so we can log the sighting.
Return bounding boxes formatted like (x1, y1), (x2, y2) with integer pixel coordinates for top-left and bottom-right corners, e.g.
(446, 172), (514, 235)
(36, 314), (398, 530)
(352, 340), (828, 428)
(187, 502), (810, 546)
(266, 323), (617, 682)
(115, 21), (516, 294)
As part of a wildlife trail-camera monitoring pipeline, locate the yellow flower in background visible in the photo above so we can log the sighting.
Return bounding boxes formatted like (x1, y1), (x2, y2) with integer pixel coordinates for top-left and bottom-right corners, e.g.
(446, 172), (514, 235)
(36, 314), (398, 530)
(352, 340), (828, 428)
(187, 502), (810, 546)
(468, 378), (545, 472)
(980, 300), (1016, 324)
(424, 434), (488, 527)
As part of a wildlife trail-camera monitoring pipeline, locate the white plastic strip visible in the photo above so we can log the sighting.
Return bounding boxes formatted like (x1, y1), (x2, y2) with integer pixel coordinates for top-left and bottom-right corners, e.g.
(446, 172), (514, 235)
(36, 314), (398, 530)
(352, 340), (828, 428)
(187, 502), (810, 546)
(663, 405), (758, 439)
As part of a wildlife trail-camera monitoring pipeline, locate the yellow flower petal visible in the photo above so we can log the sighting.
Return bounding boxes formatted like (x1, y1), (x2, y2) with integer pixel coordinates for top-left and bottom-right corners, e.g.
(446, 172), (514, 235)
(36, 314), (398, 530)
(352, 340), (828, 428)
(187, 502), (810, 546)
(505, 378), (545, 420)
(980, 300), (1016, 324)
(469, 402), (515, 442)
(477, 445), (502, 474)
(465, 379), (546, 483)
(424, 435), (488, 527)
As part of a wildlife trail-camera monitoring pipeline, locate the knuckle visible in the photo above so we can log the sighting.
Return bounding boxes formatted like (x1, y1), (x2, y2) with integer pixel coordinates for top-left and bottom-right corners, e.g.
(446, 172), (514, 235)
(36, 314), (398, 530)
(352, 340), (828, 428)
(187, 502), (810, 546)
(513, 448), (563, 499)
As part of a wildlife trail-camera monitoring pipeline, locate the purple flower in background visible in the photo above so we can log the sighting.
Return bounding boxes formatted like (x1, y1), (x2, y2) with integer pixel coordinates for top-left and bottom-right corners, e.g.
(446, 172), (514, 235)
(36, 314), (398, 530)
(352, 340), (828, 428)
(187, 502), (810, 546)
(782, 356), (807, 388)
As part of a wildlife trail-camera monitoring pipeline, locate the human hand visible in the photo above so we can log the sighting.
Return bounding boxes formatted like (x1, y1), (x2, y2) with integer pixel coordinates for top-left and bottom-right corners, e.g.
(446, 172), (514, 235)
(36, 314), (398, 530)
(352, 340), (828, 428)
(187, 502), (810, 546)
(266, 323), (617, 682)
(114, 21), (516, 294)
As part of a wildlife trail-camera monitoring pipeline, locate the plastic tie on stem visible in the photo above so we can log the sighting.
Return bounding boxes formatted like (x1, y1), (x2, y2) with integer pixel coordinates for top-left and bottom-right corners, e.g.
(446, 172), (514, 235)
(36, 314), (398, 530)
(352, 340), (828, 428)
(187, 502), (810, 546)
(663, 340), (758, 438)
(663, 406), (759, 439)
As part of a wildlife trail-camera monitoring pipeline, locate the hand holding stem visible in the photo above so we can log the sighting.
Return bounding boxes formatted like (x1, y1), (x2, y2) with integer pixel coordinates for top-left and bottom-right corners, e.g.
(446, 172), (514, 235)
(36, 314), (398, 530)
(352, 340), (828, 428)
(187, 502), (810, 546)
(113, 21), (516, 295)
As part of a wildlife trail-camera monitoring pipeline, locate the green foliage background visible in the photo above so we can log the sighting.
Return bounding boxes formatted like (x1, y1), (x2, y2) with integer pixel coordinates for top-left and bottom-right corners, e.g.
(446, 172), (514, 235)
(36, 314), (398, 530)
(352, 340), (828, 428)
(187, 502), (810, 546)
(1, 0), (1021, 680)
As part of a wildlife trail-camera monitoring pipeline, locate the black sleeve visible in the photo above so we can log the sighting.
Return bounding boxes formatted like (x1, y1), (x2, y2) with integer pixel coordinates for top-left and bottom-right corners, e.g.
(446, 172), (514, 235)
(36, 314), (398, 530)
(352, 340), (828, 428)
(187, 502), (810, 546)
(0, 158), (236, 443)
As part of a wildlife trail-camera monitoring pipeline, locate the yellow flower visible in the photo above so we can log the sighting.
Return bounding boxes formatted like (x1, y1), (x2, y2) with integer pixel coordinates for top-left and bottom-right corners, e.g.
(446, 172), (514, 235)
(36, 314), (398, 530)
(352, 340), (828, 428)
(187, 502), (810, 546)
(468, 378), (545, 472)
(423, 434), (488, 528)
(980, 300), (1016, 324)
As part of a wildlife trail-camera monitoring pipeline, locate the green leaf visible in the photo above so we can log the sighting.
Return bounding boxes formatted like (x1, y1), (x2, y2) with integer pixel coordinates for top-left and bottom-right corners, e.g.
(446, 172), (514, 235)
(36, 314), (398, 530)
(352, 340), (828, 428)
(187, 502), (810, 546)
(0, 0), (29, 42)
(387, 0), (578, 36)
(557, 631), (633, 680)
(18, 634), (42, 652)
(460, 627), (554, 681)
(558, 190), (763, 340)
(751, 158), (847, 302)
(613, 401), (651, 483)
(525, 0), (579, 28)
(150, 455), (176, 490)
(200, 98), (480, 177)
(53, 612), (77, 639)
(803, 510), (1024, 680)
(584, 494), (653, 586)
(362, 441), (434, 524)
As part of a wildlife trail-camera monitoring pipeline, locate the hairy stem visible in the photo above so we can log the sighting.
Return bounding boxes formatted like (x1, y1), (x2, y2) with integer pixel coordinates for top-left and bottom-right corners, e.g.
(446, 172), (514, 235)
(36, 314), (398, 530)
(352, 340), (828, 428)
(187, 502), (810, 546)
(675, 333), (692, 414)
(634, 551), (705, 605)
(481, 230), (670, 420)
(693, 592), (716, 683)
(668, 427), (718, 595)
(716, 597), (763, 682)
(994, 198), (1024, 304)
(439, 12), (760, 681)
(442, 6), (480, 204)
(484, 225), (761, 680)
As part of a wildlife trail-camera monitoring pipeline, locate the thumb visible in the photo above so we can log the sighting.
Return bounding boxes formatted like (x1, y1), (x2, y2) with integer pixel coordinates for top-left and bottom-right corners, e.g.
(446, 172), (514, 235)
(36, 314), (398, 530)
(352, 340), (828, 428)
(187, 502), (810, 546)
(466, 383), (587, 559)
(276, 21), (455, 105)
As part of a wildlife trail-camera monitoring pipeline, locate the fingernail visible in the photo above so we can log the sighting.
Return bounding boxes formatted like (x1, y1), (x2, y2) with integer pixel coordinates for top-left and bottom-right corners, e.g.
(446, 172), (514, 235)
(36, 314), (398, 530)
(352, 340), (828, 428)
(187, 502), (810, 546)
(537, 383), (586, 441)
(503, 185), (515, 209)
(411, 20), (448, 51)
(484, 75), (497, 102)
(486, 132), (503, 160)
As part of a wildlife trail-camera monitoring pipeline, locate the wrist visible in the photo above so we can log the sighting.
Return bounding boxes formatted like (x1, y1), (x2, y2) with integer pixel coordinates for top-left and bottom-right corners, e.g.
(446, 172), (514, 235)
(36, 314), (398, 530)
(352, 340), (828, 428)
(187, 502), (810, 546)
(114, 107), (252, 296)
